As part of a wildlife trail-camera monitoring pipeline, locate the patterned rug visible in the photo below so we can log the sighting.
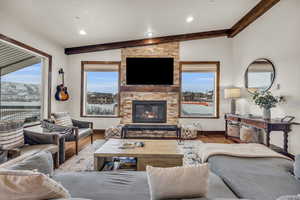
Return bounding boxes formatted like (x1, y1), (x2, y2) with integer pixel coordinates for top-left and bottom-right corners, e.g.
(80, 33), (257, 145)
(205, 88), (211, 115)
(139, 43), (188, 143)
(56, 139), (203, 172)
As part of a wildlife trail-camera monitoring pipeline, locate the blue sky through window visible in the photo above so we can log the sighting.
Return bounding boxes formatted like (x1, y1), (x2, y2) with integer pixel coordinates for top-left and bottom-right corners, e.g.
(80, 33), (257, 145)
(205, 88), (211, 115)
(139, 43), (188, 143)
(87, 71), (118, 94)
(1, 63), (41, 85)
(182, 72), (215, 93)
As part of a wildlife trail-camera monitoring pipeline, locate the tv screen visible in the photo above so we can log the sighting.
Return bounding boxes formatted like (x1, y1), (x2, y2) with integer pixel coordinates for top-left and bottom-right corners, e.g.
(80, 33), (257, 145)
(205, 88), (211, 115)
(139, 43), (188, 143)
(126, 57), (174, 85)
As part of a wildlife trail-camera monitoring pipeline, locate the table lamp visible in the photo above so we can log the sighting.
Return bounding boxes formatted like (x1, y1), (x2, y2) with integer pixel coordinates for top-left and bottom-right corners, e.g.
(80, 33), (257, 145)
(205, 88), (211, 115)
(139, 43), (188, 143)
(224, 88), (241, 114)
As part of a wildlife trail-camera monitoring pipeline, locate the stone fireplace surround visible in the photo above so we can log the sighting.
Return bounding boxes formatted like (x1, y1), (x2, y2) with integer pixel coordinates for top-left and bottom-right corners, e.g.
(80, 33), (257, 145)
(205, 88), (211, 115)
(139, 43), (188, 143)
(120, 42), (180, 125)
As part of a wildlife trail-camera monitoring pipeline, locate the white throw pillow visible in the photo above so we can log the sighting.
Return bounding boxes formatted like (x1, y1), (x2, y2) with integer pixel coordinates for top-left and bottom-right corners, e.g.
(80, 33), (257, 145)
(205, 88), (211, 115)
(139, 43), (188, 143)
(0, 169), (70, 200)
(146, 164), (209, 200)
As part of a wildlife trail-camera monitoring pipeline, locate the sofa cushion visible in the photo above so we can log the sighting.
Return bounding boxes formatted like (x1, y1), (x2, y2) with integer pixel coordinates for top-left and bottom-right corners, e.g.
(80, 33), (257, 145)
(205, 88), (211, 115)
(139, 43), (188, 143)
(208, 155), (300, 200)
(7, 151), (54, 177)
(294, 155), (300, 179)
(277, 195), (300, 200)
(52, 112), (73, 127)
(53, 171), (236, 200)
(0, 120), (24, 149)
(0, 144), (58, 168)
(146, 164), (209, 200)
(65, 128), (93, 141)
(0, 169), (70, 200)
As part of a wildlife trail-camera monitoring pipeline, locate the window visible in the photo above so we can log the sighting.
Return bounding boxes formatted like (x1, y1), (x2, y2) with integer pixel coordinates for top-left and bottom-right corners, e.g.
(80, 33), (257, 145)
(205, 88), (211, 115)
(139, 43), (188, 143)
(0, 63), (42, 122)
(81, 62), (120, 117)
(180, 62), (219, 118)
(0, 40), (43, 123)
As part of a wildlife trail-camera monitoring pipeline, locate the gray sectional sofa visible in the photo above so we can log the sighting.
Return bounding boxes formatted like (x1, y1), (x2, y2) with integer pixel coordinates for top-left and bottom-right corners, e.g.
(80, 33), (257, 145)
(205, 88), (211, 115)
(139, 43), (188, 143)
(2, 145), (300, 199)
(52, 155), (300, 200)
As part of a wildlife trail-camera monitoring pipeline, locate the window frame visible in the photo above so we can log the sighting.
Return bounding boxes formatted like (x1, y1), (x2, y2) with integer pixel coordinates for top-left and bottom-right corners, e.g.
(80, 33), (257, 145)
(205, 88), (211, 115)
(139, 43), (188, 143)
(80, 61), (121, 118)
(0, 33), (52, 122)
(179, 61), (220, 119)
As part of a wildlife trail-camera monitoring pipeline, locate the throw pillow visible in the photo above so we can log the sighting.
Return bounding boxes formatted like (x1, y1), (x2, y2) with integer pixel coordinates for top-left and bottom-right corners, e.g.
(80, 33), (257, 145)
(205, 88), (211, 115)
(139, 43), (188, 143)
(146, 164), (209, 200)
(0, 120), (24, 149)
(240, 125), (259, 143)
(0, 169), (70, 200)
(294, 155), (300, 179)
(52, 112), (73, 127)
(8, 151), (54, 177)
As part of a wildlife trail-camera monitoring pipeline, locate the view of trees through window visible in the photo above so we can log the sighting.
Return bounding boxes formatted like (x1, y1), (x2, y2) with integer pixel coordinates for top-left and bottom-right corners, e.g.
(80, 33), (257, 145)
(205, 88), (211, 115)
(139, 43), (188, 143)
(181, 71), (216, 117)
(0, 63), (42, 122)
(85, 71), (118, 116)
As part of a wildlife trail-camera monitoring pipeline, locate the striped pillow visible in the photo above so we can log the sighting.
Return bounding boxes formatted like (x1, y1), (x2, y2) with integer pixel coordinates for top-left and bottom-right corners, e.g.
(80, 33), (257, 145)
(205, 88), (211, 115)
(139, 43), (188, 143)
(0, 120), (24, 149)
(52, 112), (73, 127)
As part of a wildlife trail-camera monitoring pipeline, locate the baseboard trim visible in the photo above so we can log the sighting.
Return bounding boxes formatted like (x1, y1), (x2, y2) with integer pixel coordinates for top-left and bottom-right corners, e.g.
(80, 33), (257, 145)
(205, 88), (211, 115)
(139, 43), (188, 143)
(94, 129), (105, 134)
(198, 131), (225, 135)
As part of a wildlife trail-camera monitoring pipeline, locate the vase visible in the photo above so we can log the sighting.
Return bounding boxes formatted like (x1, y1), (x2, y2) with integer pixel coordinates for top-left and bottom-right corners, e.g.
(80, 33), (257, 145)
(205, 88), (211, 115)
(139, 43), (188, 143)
(262, 108), (271, 120)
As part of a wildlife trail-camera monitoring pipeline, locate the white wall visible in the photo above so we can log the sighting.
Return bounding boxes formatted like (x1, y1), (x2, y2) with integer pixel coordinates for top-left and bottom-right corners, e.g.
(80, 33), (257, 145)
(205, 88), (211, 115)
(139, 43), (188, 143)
(0, 13), (69, 114)
(232, 0), (300, 154)
(67, 37), (234, 130)
(179, 37), (234, 131)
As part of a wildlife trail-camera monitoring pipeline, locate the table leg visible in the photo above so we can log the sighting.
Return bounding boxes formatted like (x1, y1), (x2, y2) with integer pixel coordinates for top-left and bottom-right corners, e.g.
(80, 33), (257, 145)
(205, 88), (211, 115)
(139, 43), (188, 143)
(225, 120), (228, 139)
(94, 156), (106, 171)
(266, 129), (271, 147)
(283, 131), (288, 153)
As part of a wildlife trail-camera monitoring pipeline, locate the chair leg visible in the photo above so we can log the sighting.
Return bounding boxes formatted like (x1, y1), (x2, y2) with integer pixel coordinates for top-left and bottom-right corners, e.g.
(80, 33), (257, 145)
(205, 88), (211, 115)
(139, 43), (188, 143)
(91, 133), (94, 144)
(75, 140), (79, 155)
(53, 152), (59, 168)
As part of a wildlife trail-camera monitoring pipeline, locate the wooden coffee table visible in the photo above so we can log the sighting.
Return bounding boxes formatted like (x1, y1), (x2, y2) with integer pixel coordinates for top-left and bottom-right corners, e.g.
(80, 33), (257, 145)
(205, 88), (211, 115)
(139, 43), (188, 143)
(94, 139), (183, 171)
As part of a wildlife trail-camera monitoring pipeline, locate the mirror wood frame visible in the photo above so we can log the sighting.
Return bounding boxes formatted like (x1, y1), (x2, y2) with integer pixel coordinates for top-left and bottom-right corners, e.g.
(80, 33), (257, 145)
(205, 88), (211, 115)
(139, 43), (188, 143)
(244, 58), (276, 94)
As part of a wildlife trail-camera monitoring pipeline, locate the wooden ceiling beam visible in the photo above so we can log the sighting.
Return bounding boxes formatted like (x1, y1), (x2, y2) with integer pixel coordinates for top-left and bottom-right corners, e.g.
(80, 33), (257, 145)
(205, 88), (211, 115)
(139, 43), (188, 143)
(228, 0), (281, 38)
(65, 29), (230, 55)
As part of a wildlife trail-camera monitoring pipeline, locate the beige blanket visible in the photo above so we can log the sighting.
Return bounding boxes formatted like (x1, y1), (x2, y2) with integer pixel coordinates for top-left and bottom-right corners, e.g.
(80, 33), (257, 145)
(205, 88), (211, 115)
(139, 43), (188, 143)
(199, 143), (291, 163)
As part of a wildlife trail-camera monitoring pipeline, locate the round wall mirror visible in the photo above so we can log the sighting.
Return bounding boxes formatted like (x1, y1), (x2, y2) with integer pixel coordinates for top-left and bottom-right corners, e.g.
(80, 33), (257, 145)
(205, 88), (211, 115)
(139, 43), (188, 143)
(245, 58), (275, 93)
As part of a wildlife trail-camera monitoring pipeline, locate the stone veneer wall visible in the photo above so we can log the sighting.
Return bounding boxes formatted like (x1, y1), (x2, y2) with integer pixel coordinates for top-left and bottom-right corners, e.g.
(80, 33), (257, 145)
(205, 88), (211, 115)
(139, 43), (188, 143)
(120, 42), (180, 125)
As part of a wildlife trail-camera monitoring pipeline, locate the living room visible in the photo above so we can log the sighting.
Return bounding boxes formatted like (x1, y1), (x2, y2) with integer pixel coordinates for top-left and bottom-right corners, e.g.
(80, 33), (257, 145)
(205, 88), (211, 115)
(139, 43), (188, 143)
(0, 0), (300, 200)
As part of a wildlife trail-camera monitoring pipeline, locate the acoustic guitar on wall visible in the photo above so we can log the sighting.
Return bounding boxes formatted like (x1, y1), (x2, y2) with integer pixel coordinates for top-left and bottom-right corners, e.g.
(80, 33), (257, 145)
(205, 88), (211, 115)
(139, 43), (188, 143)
(55, 68), (69, 101)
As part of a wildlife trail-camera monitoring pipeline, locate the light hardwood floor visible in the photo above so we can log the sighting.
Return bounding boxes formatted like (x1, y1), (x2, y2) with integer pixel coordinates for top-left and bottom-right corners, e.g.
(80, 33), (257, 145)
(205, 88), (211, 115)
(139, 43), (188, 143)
(65, 132), (233, 160)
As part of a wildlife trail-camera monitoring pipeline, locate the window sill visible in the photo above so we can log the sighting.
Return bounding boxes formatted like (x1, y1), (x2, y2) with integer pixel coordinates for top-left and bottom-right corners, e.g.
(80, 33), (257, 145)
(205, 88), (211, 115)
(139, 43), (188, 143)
(179, 116), (219, 119)
(81, 115), (120, 118)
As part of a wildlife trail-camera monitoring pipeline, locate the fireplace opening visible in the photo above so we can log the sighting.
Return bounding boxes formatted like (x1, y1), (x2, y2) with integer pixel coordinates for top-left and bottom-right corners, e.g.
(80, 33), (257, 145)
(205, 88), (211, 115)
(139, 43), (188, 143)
(132, 101), (167, 123)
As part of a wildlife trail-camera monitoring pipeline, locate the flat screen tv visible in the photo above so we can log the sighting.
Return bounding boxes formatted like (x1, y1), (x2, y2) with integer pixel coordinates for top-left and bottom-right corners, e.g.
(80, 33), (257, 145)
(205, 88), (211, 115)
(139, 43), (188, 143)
(126, 57), (174, 85)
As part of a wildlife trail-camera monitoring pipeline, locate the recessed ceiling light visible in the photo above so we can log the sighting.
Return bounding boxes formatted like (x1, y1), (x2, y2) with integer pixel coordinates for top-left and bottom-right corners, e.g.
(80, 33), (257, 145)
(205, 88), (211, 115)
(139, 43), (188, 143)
(146, 31), (153, 38)
(186, 16), (194, 23)
(79, 29), (87, 35)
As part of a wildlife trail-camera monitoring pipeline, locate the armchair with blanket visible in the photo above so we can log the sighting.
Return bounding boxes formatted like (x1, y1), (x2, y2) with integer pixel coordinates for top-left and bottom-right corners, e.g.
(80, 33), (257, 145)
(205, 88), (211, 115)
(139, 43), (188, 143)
(51, 112), (94, 155)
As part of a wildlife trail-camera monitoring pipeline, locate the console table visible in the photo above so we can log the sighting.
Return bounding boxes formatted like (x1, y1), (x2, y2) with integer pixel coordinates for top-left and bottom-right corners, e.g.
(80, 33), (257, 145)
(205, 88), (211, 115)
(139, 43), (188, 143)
(121, 124), (181, 139)
(225, 114), (293, 156)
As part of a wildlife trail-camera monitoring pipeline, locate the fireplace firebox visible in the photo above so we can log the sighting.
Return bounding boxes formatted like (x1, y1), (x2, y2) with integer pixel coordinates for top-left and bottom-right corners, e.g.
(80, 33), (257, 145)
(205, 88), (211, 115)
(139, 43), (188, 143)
(132, 101), (167, 123)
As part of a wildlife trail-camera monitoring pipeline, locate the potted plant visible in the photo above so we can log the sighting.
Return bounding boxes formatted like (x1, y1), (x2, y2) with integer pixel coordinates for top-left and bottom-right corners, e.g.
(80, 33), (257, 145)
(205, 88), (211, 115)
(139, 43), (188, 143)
(252, 91), (281, 120)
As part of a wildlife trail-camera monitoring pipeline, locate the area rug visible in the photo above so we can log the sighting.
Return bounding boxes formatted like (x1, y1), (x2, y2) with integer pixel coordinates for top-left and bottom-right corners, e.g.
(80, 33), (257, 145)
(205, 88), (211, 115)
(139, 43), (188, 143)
(56, 139), (203, 172)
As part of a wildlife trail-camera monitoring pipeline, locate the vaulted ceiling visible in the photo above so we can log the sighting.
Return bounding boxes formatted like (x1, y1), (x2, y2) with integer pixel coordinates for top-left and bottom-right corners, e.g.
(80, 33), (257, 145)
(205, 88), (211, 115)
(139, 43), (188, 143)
(0, 0), (261, 47)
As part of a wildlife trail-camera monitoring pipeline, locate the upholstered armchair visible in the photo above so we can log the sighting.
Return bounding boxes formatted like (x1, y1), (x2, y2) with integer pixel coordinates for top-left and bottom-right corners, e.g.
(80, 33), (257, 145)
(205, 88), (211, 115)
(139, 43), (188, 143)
(51, 112), (94, 155)
(0, 120), (59, 168)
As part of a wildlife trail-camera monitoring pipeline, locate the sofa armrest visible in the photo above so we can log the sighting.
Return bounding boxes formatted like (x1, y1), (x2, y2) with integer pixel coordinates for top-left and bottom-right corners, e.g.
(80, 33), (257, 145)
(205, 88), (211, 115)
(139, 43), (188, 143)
(23, 130), (60, 145)
(72, 119), (93, 129)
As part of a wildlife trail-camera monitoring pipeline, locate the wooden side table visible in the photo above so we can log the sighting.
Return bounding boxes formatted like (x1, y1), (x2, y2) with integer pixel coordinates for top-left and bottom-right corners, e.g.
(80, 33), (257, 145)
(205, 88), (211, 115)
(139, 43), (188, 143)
(225, 114), (294, 158)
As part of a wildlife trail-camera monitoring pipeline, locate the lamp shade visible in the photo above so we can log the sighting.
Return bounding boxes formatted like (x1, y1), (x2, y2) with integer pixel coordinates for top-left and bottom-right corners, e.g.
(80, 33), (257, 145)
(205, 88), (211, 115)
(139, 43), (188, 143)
(224, 88), (241, 99)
